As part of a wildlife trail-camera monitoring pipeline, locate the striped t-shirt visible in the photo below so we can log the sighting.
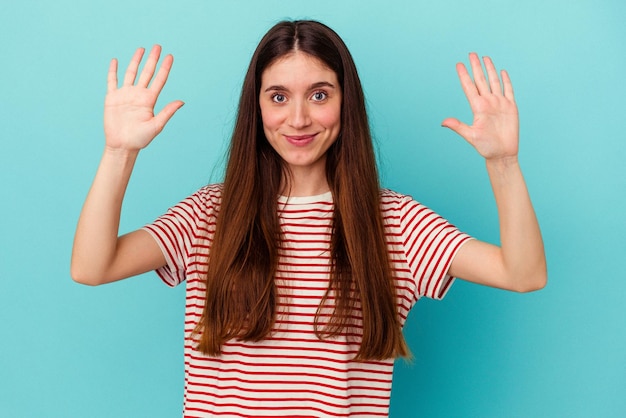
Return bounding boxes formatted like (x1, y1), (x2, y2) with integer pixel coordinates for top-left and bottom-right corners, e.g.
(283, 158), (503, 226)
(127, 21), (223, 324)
(143, 184), (471, 417)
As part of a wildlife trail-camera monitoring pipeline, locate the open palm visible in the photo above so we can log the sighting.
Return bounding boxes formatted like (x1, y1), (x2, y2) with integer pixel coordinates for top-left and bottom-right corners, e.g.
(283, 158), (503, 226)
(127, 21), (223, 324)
(104, 45), (183, 151)
(442, 53), (519, 161)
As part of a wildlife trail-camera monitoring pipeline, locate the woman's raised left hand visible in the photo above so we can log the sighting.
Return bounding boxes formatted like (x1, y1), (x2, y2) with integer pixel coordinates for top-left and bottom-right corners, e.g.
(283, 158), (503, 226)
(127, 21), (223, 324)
(442, 53), (519, 161)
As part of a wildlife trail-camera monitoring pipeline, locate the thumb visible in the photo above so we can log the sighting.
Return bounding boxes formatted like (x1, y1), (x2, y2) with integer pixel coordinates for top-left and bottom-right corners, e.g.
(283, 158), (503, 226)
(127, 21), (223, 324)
(154, 100), (185, 133)
(441, 117), (472, 140)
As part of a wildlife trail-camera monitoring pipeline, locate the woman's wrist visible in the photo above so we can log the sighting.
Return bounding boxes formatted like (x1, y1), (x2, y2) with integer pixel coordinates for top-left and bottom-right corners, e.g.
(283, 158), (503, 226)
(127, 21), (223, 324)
(103, 145), (140, 160)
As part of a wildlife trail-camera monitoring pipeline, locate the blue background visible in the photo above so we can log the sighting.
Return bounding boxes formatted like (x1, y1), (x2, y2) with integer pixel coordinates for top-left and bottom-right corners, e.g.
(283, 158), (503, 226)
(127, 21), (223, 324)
(1, 0), (624, 417)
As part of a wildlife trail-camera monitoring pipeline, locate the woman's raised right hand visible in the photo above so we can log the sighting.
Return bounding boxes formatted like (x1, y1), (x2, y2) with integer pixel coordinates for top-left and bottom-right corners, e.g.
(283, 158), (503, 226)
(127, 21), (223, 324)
(104, 45), (184, 151)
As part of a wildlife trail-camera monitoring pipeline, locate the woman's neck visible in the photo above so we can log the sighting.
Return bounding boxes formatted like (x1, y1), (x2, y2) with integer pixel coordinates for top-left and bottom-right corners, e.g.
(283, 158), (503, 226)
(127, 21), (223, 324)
(280, 166), (330, 197)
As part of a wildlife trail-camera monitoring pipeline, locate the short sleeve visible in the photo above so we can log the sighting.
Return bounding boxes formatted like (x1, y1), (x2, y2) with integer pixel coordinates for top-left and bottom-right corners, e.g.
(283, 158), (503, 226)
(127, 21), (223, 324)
(142, 185), (219, 287)
(396, 193), (472, 300)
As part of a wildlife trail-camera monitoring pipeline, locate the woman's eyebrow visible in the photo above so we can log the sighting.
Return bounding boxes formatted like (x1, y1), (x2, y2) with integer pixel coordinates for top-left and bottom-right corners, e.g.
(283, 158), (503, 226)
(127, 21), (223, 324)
(263, 81), (336, 93)
(310, 81), (336, 89)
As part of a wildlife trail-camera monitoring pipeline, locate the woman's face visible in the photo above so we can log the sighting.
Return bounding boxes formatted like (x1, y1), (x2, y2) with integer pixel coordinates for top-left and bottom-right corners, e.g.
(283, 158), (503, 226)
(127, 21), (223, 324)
(259, 51), (342, 180)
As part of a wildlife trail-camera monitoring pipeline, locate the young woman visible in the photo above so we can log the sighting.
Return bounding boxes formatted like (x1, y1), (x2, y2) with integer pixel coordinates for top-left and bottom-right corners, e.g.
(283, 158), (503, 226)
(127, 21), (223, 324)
(72, 20), (546, 417)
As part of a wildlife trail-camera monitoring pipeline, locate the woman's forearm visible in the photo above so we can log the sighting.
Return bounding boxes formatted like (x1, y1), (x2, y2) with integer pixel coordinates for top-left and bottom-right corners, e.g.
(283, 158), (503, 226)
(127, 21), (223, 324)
(71, 147), (138, 285)
(486, 156), (547, 291)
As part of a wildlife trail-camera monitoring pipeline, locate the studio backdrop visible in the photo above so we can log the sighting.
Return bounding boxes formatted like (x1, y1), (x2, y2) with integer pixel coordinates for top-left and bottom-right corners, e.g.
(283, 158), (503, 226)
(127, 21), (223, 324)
(1, 0), (624, 417)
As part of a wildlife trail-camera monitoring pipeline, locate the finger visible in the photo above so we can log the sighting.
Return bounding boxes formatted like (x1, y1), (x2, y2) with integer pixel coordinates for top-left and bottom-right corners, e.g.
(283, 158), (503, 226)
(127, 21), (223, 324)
(122, 47), (145, 86)
(501, 69), (515, 100)
(483, 56), (502, 96)
(107, 58), (118, 92)
(456, 62), (479, 102)
(153, 100), (185, 134)
(468, 52), (490, 95)
(137, 45), (162, 88)
(149, 54), (174, 94)
(441, 117), (474, 144)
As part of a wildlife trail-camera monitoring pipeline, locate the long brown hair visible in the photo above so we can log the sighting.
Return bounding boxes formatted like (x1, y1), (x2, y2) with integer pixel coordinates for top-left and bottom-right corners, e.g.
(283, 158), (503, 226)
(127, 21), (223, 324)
(194, 20), (408, 360)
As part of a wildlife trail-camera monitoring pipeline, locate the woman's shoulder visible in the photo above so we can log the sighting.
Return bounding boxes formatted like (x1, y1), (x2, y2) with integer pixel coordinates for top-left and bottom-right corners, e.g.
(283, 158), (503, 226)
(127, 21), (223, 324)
(191, 183), (223, 203)
(379, 188), (434, 224)
(169, 183), (224, 217)
(379, 188), (416, 209)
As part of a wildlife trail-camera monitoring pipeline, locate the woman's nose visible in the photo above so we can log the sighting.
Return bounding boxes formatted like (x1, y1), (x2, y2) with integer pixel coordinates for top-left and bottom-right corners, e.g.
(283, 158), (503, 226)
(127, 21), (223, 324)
(287, 101), (312, 129)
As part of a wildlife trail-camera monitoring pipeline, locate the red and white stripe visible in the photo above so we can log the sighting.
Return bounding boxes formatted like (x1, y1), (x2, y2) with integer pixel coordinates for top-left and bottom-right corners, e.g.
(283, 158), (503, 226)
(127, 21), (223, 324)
(143, 184), (470, 417)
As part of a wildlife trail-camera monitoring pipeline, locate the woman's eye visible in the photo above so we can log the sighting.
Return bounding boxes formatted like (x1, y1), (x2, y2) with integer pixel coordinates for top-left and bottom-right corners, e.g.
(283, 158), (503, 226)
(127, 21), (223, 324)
(272, 94), (286, 103)
(312, 91), (327, 101)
